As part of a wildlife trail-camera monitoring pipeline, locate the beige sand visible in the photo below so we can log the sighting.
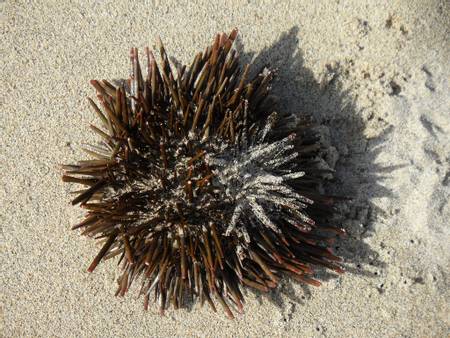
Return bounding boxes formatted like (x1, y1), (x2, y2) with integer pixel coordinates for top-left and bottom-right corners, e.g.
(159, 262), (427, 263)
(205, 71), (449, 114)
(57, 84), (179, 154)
(1, 0), (449, 337)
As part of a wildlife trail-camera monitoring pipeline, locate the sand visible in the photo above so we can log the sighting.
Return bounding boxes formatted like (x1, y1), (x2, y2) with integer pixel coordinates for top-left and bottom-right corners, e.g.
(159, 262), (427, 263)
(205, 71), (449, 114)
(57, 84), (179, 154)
(1, 0), (449, 337)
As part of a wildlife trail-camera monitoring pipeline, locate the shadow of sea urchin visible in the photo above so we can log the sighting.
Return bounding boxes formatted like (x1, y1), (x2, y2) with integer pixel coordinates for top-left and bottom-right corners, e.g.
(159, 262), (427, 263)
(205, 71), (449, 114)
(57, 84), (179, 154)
(62, 29), (345, 318)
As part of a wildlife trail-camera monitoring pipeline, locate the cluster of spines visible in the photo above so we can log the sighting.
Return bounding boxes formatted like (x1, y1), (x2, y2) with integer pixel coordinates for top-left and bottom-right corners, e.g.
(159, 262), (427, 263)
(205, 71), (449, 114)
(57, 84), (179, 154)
(62, 29), (344, 318)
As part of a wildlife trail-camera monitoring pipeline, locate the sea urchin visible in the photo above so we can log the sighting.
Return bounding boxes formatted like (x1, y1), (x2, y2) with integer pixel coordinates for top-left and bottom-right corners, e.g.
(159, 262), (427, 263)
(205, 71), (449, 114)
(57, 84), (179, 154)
(62, 29), (344, 318)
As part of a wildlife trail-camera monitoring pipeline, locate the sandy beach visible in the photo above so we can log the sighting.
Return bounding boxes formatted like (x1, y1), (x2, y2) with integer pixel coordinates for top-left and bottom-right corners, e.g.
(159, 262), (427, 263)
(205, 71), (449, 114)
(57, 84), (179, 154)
(1, 1), (449, 337)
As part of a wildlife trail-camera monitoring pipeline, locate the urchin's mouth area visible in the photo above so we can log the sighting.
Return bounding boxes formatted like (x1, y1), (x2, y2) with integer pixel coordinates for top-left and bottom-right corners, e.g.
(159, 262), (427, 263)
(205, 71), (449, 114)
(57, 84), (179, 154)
(102, 116), (317, 240)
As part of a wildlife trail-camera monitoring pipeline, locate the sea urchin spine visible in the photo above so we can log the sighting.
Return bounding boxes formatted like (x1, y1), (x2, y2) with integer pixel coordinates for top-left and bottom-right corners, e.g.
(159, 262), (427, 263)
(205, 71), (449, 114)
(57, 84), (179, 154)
(62, 29), (344, 318)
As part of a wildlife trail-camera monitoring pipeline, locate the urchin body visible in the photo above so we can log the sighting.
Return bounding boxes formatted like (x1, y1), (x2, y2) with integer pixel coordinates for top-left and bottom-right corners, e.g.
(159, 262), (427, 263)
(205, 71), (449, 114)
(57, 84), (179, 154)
(62, 29), (343, 318)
